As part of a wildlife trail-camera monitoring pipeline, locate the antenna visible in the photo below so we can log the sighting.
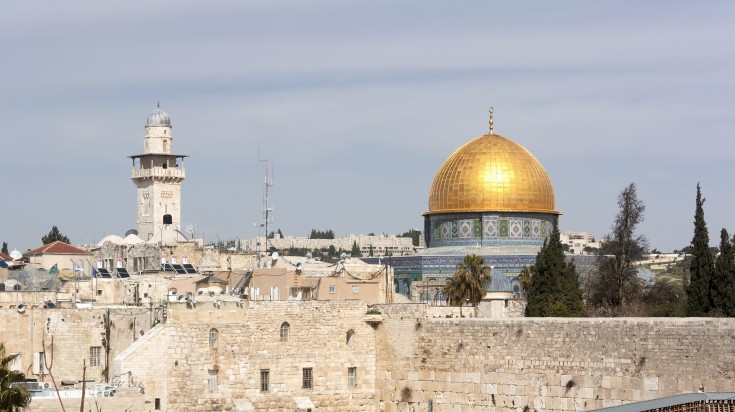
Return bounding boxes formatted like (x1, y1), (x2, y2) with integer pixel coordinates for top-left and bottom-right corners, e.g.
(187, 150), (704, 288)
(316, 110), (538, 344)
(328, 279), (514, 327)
(257, 141), (274, 260)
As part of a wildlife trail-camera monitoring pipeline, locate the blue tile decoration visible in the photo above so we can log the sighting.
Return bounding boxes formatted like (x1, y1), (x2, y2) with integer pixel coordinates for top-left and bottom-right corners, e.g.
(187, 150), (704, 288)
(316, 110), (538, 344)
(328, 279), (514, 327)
(484, 218), (497, 238)
(473, 220), (482, 237)
(499, 220), (509, 237)
(509, 220), (522, 238)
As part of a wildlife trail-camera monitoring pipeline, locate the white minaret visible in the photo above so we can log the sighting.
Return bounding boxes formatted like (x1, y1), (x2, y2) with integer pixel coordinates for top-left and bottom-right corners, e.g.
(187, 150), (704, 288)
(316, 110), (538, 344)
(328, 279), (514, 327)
(129, 104), (188, 244)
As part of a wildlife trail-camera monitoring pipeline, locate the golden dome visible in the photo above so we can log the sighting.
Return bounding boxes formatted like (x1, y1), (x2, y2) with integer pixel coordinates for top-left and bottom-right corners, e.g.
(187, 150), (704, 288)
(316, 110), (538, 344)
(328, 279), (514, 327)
(426, 133), (560, 215)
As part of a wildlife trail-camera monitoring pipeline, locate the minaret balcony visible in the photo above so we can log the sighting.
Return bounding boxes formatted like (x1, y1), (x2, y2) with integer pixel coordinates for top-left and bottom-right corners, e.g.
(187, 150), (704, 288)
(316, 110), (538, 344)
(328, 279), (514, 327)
(131, 167), (186, 180)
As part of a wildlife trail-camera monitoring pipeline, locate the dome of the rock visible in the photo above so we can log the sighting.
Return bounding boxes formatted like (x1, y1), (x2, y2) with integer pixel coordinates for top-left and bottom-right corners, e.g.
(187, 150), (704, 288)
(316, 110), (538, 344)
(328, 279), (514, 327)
(426, 133), (559, 215)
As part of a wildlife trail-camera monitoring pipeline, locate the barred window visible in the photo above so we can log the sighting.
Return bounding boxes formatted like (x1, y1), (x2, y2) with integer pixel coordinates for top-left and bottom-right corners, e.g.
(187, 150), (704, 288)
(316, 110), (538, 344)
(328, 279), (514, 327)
(208, 370), (218, 392)
(260, 369), (269, 392)
(90, 346), (101, 367)
(302, 367), (313, 389)
(209, 328), (218, 348)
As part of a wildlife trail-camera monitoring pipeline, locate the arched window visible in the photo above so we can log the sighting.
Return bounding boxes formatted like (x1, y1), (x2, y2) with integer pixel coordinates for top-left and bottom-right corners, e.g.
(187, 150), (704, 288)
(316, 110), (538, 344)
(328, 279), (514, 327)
(346, 329), (355, 347)
(0, 283), (5, 292)
(163, 140), (169, 152)
(13, 284), (21, 291)
(280, 322), (289, 342)
(209, 328), (218, 348)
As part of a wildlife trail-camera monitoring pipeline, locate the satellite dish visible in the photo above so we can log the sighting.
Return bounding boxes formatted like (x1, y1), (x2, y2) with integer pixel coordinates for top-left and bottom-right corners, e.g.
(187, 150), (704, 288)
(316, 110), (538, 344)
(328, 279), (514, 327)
(306, 252), (312, 259)
(271, 252), (279, 260)
(295, 262), (303, 270)
(9, 250), (22, 260)
(340, 252), (347, 260)
(124, 229), (139, 237)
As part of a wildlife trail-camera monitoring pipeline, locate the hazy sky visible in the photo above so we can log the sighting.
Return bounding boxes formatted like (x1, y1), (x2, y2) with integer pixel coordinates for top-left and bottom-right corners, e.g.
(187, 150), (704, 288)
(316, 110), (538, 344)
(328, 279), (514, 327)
(2, 1), (734, 252)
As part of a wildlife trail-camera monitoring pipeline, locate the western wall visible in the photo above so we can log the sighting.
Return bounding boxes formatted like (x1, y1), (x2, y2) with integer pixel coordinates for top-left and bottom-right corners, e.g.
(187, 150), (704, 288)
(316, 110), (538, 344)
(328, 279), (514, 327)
(374, 305), (735, 411)
(2, 301), (734, 411)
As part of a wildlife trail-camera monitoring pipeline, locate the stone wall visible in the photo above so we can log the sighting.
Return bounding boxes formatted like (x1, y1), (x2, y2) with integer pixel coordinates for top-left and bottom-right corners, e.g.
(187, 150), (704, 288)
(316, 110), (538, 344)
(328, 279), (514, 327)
(116, 300), (379, 411)
(0, 307), (155, 385)
(375, 316), (735, 411)
(4, 301), (735, 412)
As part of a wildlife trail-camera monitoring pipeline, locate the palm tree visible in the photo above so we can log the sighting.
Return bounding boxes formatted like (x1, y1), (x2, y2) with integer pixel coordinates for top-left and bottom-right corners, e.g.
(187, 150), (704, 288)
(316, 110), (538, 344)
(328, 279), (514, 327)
(443, 255), (491, 316)
(0, 343), (31, 412)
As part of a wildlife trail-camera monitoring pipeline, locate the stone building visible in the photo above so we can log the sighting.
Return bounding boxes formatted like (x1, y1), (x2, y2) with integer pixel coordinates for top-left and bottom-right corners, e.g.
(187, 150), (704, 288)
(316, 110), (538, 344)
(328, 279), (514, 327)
(242, 233), (417, 257)
(247, 256), (394, 305)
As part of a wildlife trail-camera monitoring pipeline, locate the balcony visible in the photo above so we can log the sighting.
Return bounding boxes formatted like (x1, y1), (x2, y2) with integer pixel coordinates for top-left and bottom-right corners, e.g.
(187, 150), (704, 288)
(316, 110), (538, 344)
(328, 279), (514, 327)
(131, 167), (186, 179)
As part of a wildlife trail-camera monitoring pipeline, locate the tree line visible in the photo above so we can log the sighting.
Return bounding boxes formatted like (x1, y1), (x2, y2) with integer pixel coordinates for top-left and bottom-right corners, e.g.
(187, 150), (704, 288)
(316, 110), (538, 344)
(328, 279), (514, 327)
(443, 182), (734, 318)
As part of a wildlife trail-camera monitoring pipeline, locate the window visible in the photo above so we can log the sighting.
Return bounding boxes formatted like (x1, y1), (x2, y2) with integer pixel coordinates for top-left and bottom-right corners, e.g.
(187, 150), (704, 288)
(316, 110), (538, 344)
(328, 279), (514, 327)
(351, 286), (359, 294)
(209, 328), (218, 348)
(302, 367), (313, 389)
(155, 398), (161, 410)
(348, 367), (356, 387)
(329, 285), (336, 294)
(9, 353), (21, 372)
(0, 283), (4, 291)
(90, 346), (101, 367)
(33, 352), (46, 375)
(346, 330), (355, 347)
(208, 370), (218, 391)
(260, 369), (269, 392)
(13, 284), (21, 291)
(280, 322), (289, 342)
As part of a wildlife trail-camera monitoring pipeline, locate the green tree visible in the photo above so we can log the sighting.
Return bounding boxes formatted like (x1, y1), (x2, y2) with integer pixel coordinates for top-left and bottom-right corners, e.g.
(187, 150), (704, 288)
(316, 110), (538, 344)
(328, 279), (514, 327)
(711, 229), (735, 316)
(351, 241), (361, 257)
(399, 229), (422, 247)
(1, 242), (7, 255)
(368, 245), (374, 257)
(587, 183), (647, 314)
(41, 226), (70, 245)
(642, 279), (686, 317)
(0, 343), (31, 412)
(687, 184), (714, 316)
(309, 229), (335, 240)
(443, 255), (491, 316)
(525, 222), (585, 317)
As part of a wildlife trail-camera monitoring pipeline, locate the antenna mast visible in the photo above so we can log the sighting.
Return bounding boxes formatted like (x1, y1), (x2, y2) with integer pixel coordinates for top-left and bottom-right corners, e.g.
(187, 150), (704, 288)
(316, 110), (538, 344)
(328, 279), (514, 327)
(258, 145), (274, 256)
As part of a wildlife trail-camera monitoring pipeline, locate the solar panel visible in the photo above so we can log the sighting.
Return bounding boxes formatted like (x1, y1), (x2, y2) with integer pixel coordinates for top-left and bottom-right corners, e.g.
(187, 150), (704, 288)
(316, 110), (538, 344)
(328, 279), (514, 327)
(97, 268), (112, 278)
(116, 268), (130, 278)
(183, 264), (198, 274)
(172, 264), (187, 275)
(161, 264), (174, 272)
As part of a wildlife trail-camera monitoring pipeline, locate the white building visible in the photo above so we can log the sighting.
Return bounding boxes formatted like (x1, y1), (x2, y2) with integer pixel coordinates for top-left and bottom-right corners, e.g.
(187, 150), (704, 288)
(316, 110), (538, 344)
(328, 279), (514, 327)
(560, 231), (602, 255)
(241, 233), (417, 257)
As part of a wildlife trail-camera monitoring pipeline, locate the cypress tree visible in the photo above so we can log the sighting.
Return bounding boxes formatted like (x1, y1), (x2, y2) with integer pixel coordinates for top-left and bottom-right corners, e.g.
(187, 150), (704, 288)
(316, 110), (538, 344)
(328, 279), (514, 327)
(1, 242), (7, 255)
(351, 241), (361, 257)
(525, 222), (585, 317)
(711, 229), (734, 316)
(686, 183), (713, 316)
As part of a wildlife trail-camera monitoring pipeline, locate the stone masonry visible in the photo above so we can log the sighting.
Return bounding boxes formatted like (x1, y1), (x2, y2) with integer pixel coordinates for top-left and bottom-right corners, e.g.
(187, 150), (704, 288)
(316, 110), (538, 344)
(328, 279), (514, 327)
(2, 301), (735, 411)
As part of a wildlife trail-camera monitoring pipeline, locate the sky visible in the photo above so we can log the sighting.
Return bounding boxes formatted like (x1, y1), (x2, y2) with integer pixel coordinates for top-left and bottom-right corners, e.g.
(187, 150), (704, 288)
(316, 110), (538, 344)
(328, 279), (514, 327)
(2, 1), (735, 253)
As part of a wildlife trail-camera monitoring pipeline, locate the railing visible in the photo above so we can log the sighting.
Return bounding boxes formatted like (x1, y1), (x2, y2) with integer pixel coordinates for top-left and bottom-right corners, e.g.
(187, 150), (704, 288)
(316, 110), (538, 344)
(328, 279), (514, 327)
(131, 167), (185, 179)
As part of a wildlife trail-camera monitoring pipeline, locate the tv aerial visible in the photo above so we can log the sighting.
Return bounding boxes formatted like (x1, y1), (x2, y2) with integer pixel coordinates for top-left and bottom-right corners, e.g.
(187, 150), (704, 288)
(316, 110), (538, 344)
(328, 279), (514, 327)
(185, 224), (196, 238)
